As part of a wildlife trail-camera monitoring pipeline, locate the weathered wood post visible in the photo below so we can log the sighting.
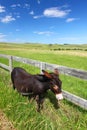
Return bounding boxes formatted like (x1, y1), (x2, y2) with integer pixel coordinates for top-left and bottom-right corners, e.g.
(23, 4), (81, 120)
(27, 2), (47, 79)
(40, 62), (43, 74)
(9, 56), (13, 73)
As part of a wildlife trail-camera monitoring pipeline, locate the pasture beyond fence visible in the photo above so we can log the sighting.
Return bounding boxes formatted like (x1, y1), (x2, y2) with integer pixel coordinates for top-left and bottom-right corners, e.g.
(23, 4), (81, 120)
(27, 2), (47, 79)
(0, 54), (87, 110)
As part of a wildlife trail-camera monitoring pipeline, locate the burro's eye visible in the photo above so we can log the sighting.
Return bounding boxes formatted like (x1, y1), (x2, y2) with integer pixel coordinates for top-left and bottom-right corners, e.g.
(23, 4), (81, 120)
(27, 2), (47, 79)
(53, 85), (63, 100)
(53, 85), (58, 91)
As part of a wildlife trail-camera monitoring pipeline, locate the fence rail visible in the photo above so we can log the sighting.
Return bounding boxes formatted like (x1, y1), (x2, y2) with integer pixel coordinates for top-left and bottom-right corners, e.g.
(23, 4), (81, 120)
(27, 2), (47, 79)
(0, 54), (87, 110)
(63, 90), (87, 110)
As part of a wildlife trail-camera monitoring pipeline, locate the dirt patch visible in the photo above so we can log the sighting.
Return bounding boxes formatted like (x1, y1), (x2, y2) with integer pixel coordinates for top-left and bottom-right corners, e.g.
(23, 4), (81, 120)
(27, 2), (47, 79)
(0, 110), (16, 130)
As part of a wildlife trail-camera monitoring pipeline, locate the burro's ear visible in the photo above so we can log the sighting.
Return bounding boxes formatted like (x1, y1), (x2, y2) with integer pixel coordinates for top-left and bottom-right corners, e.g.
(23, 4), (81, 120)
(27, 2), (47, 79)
(54, 68), (59, 76)
(42, 70), (52, 79)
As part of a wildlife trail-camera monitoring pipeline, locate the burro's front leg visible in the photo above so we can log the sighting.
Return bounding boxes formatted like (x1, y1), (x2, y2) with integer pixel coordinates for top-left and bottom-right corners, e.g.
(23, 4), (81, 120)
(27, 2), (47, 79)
(35, 95), (44, 112)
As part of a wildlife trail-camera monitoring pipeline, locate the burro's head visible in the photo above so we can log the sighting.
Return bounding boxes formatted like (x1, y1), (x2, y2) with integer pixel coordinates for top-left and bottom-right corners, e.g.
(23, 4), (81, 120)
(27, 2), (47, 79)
(42, 68), (63, 101)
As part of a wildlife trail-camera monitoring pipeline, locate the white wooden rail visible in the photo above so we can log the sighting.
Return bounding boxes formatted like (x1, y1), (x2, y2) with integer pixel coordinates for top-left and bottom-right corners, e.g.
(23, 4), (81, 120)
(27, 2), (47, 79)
(63, 90), (87, 110)
(0, 54), (13, 73)
(0, 54), (87, 110)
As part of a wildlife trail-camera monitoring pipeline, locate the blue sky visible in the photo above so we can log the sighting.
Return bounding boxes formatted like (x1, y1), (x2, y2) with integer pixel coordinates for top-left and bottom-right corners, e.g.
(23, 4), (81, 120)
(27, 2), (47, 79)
(0, 0), (87, 44)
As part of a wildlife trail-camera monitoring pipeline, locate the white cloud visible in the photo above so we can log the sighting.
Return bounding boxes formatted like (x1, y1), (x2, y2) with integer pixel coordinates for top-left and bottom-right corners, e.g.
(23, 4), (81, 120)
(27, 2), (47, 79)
(16, 15), (20, 18)
(11, 4), (17, 8)
(0, 33), (6, 38)
(14, 12), (20, 18)
(0, 33), (6, 41)
(0, 5), (5, 13)
(33, 15), (43, 19)
(50, 26), (55, 29)
(57, 37), (81, 43)
(43, 7), (71, 18)
(66, 18), (79, 22)
(33, 7), (71, 19)
(24, 3), (30, 7)
(11, 4), (21, 8)
(34, 31), (54, 36)
(16, 29), (20, 32)
(17, 4), (21, 7)
(1, 15), (16, 23)
(24, 3), (30, 9)
(37, 0), (40, 4)
(29, 11), (34, 15)
(11, 3), (30, 10)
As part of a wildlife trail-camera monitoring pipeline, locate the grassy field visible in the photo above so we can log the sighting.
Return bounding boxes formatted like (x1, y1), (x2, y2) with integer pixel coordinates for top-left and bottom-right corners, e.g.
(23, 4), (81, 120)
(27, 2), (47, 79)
(0, 43), (87, 98)
(0, 43), (87, 70)
(0, 43), (87, 130)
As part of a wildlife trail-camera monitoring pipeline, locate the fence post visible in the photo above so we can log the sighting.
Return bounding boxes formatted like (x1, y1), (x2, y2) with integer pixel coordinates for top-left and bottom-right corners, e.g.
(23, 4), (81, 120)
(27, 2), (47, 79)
(40, 62), (43, 74)
(9, 56), (13, 73)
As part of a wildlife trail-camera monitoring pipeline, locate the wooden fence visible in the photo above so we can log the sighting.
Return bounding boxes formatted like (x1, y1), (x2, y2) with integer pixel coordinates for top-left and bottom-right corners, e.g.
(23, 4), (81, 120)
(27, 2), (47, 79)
(0, 54), (87, 110)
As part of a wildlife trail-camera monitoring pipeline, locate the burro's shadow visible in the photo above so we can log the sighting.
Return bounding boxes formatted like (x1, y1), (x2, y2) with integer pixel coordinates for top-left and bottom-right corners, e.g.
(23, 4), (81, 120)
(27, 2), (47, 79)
(46, 90), (60, 109)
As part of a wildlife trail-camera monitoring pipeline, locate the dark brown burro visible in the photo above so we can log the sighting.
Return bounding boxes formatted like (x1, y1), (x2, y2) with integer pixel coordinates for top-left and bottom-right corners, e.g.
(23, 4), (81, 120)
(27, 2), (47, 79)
(11, 67), (63, 112)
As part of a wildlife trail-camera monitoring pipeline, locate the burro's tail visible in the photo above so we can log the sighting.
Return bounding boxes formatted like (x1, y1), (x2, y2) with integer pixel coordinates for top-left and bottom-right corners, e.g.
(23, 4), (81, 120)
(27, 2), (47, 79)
(11, 69), (15, 89)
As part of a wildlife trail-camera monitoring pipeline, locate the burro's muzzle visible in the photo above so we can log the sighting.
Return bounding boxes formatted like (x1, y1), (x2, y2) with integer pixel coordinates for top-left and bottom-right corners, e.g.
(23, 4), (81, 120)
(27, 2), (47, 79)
(56, 93), (63, 100)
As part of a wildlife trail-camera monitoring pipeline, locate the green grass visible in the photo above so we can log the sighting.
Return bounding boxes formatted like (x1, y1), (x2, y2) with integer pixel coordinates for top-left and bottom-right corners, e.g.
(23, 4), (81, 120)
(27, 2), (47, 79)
(0, 68), (87, 130)
(61, 74), (87, 99)
(0, 43), (87, 98)
(0, 43), (87, 99)
(0, 43), (87, 130)
(0, 51), (87, 70)
(1, 57), (87, 99)
(0, 43), (87, 71)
